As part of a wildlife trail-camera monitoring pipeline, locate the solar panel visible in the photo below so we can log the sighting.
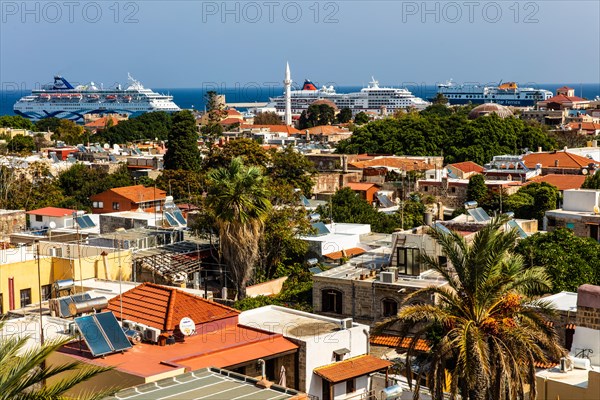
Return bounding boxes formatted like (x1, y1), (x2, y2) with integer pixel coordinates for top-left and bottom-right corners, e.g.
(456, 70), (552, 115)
(82, 215), (96, 228)
(109, 154), (117, 162)
(173, 210), (186, 225)
(59, 297), (74, 317)
(299, 195), (311, 207)
(434, 222), (452, 235)
(376, 193), (395, 208)
(308, 266), (323, 274)
(508, 220), (527, 239)
(76, 216), (90, 229)
(311, 222), (330, 236)
(164, 212), (178, 227)
(468, 207), (491, 222)
(95, 312), (132, 352)
(74, 315), (113, 357)
(72, 293), (92, 303)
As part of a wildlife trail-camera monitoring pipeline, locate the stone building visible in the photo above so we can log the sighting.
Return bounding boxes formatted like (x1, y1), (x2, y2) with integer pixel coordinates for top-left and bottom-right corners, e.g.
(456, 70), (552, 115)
(544, 189), (600, 241)
(0, 210), (26, 238)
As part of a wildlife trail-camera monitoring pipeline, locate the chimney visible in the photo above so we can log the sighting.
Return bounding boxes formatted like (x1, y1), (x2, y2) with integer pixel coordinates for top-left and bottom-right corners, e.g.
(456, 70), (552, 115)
(342, 155), (348, 173)
(554, 159), (559, 167)
(538, 146), (542, 153)
(563, 146), (568, 152)
(593, 140), (598, 148)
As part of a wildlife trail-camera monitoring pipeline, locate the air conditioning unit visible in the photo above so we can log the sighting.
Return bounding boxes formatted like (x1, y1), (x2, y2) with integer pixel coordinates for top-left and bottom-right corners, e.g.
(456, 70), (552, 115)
(388, 267), (398, 278)
(133, 323), (148, 333)
(339, 318), (353, 330)
(121, 320), (136, 330)
(69, 322), (80, 336)
(144, 326), (161, 343)
(380, 271), (395, 283)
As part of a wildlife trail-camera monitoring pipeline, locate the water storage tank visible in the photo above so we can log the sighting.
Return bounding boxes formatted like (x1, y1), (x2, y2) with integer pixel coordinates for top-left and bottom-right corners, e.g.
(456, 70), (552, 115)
(380, 384), (404, 399)
(68, 296), (108, 315)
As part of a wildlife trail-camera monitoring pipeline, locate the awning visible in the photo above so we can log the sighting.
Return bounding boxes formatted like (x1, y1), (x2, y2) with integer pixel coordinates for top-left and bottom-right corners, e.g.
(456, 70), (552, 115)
(314, 355), (392, 383)
(323, 247), (366, 260)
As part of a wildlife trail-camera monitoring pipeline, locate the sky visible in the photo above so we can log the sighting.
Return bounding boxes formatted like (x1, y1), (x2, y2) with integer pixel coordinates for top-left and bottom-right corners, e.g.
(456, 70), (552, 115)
(1, 1), (599, 89)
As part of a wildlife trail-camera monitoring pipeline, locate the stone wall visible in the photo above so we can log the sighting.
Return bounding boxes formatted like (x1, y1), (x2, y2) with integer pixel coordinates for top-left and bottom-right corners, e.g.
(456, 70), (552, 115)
(0, 210), (26, 238)
(576, 284), (600, 330)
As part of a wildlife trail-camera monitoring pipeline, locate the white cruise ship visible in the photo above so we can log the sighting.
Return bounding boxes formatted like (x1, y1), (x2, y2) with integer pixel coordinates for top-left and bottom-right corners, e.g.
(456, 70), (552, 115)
(435, 80), (553, 107)
(14, 74), (180, 122)
(269, 78), (430, 115)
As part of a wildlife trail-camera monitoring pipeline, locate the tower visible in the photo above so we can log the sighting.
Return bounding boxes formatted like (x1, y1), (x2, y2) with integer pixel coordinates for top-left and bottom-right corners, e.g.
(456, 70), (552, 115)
(284, 62), (292, 126)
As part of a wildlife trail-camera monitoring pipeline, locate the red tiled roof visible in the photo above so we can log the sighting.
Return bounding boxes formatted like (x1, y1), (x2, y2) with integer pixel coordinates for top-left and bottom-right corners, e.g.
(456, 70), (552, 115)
(566, 122), (600, 132)
(522, 151), (594, 169)
(93, 185), (167, 203)
(107, 283), (239, 331)
(219, 117), (242, 126)
(566, 323), (576, 330)
(225, 108), (242, 116)
(345, 182), (380, 191)
(448, 161), (484, 174)
(314, 355), (392, 383)
(323, 247), (367, 260)
(540, 94), (587, 104)
(84, 115), (121, 128)
(534, 360), (558, 369)
(370, 335), (431, 352)
(26, 207), (77, 217)
(526, 174), (586, 191)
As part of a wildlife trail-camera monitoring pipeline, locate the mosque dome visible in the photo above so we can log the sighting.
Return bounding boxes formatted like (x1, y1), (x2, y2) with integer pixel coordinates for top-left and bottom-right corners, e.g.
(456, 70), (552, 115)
(468, 103), (514, 119)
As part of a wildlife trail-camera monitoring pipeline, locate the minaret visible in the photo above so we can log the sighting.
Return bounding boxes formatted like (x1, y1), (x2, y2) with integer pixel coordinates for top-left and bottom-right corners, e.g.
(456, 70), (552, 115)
(284, 62), (292, 126)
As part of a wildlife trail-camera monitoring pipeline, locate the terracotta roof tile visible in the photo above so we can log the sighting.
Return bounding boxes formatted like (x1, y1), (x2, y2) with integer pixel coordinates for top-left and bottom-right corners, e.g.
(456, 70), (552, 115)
(526, 174), (586, 190)
(240, 124), (301, 135)
(448, 161), (484, 174)
(540, 94), (587, 104)
(323, 247), (366, 260)
(566, 122), (600, 131)
(522, 151), (594, 169)
(219, 117), (242, 126)
(92, 185), (167, 203)
(26, 207), (77, 217)
(305, 125), (350, 135)
(345, 182), (380, 191)
(370, 335), (431, 352)
(107, 283), (239, 331)
(534, 360), (558, 369)
(84, 115), (121, 128)
(314, 355), (392, 383)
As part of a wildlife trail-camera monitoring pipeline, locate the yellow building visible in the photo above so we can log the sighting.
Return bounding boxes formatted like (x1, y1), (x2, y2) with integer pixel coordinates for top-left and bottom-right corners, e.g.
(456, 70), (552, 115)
(0, 241), (131, 313)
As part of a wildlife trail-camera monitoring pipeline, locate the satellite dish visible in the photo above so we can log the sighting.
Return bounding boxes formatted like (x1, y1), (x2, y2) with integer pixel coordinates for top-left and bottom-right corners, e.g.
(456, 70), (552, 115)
(582, 168), (588, 175)
(179, 317), (195, 336)
(48, 221), (57, 229)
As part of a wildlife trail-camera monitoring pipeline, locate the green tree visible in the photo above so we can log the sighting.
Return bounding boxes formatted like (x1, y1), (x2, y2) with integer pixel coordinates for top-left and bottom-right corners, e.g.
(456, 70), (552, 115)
(51, 119), (86, 145)
(96, 112), (173, 144)
(337, 107), (352, 124)
(582, 171), (600, 189)
(0, 115), (34, 130)
(253, 112), (282, 125)
(200, 91), (225, 144)
(7, 135), (35, 153)
(0, 328), (114, 399)
(466, 174), (487, 204)
(34, 117), (61, 133)
(204, 138), (270, 170)
(155, 169), (204, 202)
(206, 157), (271, 299)
(164, 110), (201, 171)
(298, 103), (336, 129)
(377, 216), (563, 400)
(353, 111), (369, 125)
(516, 228), (600, 292)
(504, 183), (559, 223)
(267, 146), (316, 199)
(3, 162), (63, 210)
(431, 92), (449, 105)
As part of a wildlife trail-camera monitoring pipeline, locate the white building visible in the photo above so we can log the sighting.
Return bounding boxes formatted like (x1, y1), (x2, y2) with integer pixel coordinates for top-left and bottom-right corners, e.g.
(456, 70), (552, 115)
(26, 207), (80, 230)
(300, 223), (371, 258)
(239, 305), (389, 400)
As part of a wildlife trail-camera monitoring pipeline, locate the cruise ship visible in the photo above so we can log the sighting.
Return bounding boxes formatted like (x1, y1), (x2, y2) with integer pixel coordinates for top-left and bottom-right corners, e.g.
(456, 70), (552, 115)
(269, 78), (430, 114)
(14, 74), (181, 122)
(435, 80), (553, 106)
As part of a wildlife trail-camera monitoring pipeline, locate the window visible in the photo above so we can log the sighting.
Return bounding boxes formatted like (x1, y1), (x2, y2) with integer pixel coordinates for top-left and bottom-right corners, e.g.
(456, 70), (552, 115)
(322, 289), (343, 314)
(590, 224), (599, 242)
(0, 293), (3, 314)
(397, 248), (421, 276)
(451, 187), (456, 193)
(41, 284), (52, 300)
(323, 380), (331, 400)
(566, 222), (575, 230)
(382, 299), (398, 317)
(112, 202), (120, 210)
(346, 378), (356, 394)
(423, 186), (428, 192)
(93, 201), (104, 208)
(547, 217), (556, 227)
(20, 289), (31, 307)
(35, 215), (43, 222)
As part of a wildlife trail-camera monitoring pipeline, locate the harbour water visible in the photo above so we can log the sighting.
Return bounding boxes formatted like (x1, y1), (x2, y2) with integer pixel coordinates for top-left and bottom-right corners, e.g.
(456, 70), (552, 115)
(1, 83), (599, 117)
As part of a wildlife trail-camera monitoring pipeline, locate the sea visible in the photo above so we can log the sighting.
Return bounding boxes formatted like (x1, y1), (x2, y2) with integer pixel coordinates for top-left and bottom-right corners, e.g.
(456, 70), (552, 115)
(2, 83), (599, 117)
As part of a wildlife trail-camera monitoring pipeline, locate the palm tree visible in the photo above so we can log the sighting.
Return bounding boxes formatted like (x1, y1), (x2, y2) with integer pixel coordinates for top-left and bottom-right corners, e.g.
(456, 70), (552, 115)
(206, 157), (271, 299)
(0, 333), (113, 399)
(377, 216), (564, 400)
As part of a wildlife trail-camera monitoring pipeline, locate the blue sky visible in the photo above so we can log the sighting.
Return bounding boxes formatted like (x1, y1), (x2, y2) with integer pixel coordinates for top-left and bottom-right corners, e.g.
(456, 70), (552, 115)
(1, 1), (599, 88)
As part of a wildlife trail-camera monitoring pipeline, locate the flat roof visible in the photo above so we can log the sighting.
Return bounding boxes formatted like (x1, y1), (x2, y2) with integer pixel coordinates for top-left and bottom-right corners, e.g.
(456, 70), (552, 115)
(316, 264), (447, 289)
(0, 315), (71, 352)
(239, 306), (365, 339)
(104, 367), (304, 399)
